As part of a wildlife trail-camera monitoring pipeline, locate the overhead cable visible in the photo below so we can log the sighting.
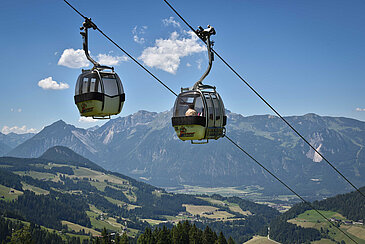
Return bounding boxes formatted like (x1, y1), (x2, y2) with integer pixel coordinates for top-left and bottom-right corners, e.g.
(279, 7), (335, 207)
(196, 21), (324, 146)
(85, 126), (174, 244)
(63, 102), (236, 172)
(162, 0), (365, 199)
(63, 0), (178, 97)
(63, 1), (359, 242)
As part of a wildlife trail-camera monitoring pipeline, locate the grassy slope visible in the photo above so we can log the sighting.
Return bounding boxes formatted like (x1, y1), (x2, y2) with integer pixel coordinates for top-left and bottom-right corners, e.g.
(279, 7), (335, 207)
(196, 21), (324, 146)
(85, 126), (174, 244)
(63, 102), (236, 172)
(0, 159), (278, 241)
(0, 184), (23, 201)
(61, 220), (100, 235)
(198, 196), (252, 216)
(288, 210), (365, 244)
(5, 217), (90, 242)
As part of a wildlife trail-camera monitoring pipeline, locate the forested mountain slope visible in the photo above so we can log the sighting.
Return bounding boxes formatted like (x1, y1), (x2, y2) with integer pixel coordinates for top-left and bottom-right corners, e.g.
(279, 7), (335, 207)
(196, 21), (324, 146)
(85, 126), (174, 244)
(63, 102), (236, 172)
(0, 146), (279, 243)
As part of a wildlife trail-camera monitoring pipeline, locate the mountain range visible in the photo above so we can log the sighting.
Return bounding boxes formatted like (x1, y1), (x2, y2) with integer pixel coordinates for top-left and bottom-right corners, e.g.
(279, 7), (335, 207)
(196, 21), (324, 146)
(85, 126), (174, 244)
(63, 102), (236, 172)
(0, 132), (34, 156)
(5, 110), (365, 200)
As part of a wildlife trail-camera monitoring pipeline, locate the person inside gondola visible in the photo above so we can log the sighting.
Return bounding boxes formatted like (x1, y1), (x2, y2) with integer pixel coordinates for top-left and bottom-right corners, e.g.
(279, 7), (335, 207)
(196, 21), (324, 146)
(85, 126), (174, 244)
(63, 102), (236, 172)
(185, 104), (197, 116)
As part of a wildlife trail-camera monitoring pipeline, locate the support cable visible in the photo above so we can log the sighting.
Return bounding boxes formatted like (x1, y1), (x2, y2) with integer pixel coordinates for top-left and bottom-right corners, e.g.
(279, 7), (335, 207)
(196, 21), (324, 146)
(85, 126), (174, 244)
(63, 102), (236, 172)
(62, 1), (360, 242)
(162, 0), (365, 199)
(225, 135), (358, 244)
(63, 0), (178, 97)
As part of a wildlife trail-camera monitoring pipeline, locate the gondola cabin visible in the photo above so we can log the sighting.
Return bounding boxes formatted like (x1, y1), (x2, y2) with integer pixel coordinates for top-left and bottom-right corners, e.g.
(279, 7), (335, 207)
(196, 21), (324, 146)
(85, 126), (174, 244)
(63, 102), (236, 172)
(74, 69), (125, 119)
(172, 85), (226, 143)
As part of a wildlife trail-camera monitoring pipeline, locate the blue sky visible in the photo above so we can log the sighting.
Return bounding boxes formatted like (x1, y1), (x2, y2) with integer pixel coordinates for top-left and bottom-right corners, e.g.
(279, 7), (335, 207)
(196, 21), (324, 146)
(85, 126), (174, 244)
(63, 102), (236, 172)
(1, 0), (364, 134)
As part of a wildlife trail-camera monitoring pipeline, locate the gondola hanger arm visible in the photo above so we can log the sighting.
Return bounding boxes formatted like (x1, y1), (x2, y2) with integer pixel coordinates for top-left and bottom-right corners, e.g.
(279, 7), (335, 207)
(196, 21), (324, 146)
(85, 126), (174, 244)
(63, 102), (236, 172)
(193, 25), (216, 90)
(80, 18), (113, 71)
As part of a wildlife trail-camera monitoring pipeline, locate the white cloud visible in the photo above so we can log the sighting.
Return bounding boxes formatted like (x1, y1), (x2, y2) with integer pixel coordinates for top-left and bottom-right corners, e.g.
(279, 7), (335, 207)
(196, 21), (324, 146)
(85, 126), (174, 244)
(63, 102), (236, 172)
(96, 54), (128, 66)
(132, 26), (147, 34)
(186, 63), (192, 67)
(58, 48), (127, 68)
(356, 108), (365, 112)
(162, 17), (180, 28)
(139, 31), (206, 74)
(57, 48), (90, 68)
(79, 117), (99, 123)
(132, 26), (147, 44)
(134, 35), (145, 44)
(38, 77), (69, 90)
(1, 125), (37, 135)
(10, 108), (22, 113)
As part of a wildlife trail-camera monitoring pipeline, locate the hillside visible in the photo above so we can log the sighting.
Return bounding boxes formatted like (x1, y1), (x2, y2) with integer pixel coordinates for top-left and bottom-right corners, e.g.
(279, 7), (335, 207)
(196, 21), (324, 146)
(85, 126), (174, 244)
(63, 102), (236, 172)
(269, 186), (365, 243)
(0, 146), (279, 243)
(6, 111), (365, 201)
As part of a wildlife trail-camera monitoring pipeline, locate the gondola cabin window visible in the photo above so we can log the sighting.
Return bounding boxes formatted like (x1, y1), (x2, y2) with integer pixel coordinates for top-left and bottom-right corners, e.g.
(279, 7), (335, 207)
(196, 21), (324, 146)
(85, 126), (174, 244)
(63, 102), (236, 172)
(82, 77), (89, 93)
(90, 78), (97, 92)
(102, 76), (120, 97)
(173, 92), (204, 117)
(204, 94), (214, 127)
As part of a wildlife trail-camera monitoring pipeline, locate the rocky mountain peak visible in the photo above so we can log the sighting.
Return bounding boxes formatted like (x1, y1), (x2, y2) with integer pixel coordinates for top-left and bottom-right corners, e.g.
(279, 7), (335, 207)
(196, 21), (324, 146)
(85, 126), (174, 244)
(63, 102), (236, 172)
(129, 110), (158, 125)
(99, 110), (160, 132)
(5, 111), (365, 199)
(41, 120), (75, 133)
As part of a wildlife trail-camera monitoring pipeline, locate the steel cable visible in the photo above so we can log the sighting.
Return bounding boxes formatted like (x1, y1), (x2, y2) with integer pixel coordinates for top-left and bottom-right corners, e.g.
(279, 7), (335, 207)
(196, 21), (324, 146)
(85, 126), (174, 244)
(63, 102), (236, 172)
(162, 0), (365, 200)
(62, 1), (360, 242)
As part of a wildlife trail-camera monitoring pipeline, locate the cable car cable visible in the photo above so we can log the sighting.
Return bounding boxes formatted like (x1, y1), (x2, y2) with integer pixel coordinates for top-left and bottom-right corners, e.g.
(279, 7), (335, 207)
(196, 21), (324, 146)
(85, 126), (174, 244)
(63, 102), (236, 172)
(225, 135), (358, 244)
(162, 0), (365, 200)
(62, 2), (360, 242)
(63, 0), (178, 97)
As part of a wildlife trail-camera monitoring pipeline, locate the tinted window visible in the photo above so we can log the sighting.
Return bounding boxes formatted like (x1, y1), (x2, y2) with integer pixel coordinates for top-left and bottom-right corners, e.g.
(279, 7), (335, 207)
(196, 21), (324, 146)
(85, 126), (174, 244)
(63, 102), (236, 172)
(211, 94), (221, 126)
(204, 94), (215, 127)
(90, 78), (97, 92)
(82, 77), (89, 94)
(103, 78), (119, 96)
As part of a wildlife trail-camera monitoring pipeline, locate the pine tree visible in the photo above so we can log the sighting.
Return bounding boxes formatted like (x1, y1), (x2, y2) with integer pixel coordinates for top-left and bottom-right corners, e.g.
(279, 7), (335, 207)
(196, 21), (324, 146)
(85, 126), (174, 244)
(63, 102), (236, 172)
(9, 226), (34, 244)
(156, 226), (171, 244)
(227, 236), (235, 244)
(216, 232), (227, 244)
(137, 227), (155, 244)
(101, 227), (110, 244)
(203, 226), (216, 244)
(189, 224), (202, 244)
(120, 232), (129, 244)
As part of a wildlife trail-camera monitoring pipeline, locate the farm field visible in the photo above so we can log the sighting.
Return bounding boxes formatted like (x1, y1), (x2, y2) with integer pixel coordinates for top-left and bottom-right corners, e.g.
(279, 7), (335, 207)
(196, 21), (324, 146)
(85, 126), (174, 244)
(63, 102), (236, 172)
(198, 197), (252, 216)
(0, 184), (23, 201)
(72, 167), (129, 186)
(61, 220), (100, 236)
(21, 182), (49, 195)
(183, 204), (235, 220)
(15, 171), (57, 181)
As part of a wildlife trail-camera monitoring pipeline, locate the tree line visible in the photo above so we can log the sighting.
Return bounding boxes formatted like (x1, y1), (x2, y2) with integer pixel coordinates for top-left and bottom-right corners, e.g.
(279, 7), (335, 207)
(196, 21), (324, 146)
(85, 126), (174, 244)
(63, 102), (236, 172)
(137, 221), (235, 244)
